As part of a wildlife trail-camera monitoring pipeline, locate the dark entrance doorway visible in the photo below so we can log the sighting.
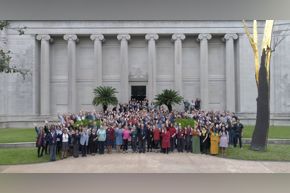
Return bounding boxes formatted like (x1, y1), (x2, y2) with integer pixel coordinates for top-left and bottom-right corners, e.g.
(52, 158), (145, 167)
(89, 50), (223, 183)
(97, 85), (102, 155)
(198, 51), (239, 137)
(131, 86), (146, 101)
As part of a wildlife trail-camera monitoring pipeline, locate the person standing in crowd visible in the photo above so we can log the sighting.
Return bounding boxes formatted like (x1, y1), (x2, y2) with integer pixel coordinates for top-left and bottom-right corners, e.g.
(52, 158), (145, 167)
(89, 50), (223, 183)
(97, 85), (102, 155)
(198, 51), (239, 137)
(147, 124), (154, 152)
(153, 124), (160, 152)
(72, 129), (80, 158)
(191, 126), (201, 154)
(219, 125), (229, 157)
(43, 124), (50, 155)
(227, 117), (234, 146)
(161, 127), (170, 154)
(200, 126), (209, 154)
(47, 126), (57, 161)
(61, 128), (69, 159)
(68, 129), (73, 157)
(138, 123), (147, 153)
(169, 123), (176, 152)
(56, 126), (63, 156)
(122, 125), (131, 153)
(233, 119), (244, 148)
(80, 127), (89, 157)
(89, 128), (98, 155)
(106, 124), (115, 154)
(35, 126), (46, 157)
(210, 125), (220, 155)
(115, 124), (123, 153)
(97, 124), (106, 155)
(184, 125), (192, 153)
(130, 125), (138, 153)
(159, 123), (163, 153)
(176, 126), (185, 152)
(195, 98), (201, 110)
(87, 129), (92, 155)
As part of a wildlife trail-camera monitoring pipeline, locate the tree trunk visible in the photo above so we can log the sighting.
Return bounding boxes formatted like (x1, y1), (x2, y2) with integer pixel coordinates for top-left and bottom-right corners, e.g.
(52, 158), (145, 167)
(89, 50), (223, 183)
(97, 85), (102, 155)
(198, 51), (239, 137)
(103, 104), (108, 112)
(167, 104), (172, 112)
(250, 49), (270, 151)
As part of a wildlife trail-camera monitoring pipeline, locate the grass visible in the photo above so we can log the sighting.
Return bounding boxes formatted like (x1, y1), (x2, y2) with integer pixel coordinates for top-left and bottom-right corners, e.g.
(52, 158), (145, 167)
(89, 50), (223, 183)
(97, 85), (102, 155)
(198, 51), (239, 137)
(243, 125), (290, 139)
(223, 144), (290, 161)
(0, 148), (50, 165)
(0, 128), (36, 143)
(1, 145), (290, 164)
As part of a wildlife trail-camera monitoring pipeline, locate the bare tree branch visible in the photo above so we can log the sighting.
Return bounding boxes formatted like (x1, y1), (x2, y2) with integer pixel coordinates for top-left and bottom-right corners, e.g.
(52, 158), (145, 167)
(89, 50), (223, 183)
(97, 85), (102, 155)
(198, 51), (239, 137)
(271, 22), (290, 52)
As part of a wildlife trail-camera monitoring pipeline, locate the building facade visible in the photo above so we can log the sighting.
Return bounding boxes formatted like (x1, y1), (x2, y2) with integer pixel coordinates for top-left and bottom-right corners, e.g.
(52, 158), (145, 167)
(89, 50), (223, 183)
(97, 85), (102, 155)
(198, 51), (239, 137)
(0, 20), (289, 127)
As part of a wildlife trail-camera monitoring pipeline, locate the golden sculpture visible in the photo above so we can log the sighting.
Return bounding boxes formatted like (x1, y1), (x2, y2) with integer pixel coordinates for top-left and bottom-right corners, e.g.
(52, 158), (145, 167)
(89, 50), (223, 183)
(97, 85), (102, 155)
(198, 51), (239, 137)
(242, 20), (274, 85)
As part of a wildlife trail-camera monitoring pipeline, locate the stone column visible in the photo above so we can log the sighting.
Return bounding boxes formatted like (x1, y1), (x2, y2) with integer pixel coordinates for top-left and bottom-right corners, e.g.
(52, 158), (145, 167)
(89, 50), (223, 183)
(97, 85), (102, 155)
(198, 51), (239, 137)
(117, 34), (130, 103)
(172, 33), (185, 96)
(64, 34), (78, 113)
(145, 33), (159, 102)
(36, 35), (51, 115)
(90, 34), (105, 87)
(224, 33), (238, 112)
(197, 33), (212, 110)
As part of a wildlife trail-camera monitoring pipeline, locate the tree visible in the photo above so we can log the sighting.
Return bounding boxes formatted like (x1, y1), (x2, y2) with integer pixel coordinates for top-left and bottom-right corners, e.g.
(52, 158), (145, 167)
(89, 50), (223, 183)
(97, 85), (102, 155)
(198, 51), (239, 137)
(92, 86), (118, 112)
(0, 20), (29, 78)
(243, 20), (274, 151)
(0, 49), (29, 77)
(154, 89), (183, 112)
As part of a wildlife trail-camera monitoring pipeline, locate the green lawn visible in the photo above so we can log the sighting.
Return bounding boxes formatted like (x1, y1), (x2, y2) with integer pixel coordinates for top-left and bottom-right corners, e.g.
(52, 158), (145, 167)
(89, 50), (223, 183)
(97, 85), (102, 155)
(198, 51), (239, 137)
(243, 125), (290, 139)
(0, 128), (36, 143)
(0, 148), (50, 165)
(223, 144), (290, 161)
(1, 145), (290, 165)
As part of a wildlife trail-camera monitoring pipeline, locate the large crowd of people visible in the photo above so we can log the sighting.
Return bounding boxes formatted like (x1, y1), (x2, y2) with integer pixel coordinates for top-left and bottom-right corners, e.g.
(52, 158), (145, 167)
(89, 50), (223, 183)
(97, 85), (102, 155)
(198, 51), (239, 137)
(35, 99), (244, 161)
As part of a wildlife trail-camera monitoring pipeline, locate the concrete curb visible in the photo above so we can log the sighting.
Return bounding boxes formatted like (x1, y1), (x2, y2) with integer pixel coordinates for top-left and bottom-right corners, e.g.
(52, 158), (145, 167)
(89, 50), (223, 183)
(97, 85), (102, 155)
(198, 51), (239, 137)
(1, 138), (290, 148)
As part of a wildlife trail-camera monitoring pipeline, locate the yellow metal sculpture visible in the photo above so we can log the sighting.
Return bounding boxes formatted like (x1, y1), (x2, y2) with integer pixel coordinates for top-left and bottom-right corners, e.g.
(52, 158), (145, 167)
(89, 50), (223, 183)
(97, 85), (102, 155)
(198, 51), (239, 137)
(242, 20), (274, 85)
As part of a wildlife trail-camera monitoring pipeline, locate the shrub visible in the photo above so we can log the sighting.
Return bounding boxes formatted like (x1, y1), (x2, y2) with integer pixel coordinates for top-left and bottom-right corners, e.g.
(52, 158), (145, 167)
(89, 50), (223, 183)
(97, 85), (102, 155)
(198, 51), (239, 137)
(175, 118), (196, 128)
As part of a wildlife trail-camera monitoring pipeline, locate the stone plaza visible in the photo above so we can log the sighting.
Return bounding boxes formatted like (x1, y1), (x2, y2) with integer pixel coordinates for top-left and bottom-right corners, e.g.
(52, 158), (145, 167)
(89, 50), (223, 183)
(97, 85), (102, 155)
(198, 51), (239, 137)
(2, 152), (290, 173)
(0, 20), (290, 127)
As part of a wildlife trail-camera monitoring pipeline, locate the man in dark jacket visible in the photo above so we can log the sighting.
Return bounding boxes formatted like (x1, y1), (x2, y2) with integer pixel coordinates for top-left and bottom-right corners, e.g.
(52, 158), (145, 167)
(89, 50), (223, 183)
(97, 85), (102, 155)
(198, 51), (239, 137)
(138, 124), (147, 153)
(147, 125), (154, 152)
(233, 119), (244, 148)
(47, 126), (58, 161)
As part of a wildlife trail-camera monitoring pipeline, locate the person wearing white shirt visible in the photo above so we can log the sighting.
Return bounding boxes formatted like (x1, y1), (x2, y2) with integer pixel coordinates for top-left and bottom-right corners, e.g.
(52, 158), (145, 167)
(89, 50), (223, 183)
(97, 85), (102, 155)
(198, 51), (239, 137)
(61, 128), (69, 159)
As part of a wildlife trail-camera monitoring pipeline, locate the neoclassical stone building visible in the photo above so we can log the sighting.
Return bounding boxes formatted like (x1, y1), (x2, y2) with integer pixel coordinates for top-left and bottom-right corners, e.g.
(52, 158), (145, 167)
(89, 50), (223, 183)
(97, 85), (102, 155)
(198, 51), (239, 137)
(0, 20), (289, 127)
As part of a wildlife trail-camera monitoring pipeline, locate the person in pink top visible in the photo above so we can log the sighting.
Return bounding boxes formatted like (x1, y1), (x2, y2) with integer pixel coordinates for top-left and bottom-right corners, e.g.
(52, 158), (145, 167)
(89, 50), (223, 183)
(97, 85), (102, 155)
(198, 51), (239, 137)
(122, 126), (131, 153)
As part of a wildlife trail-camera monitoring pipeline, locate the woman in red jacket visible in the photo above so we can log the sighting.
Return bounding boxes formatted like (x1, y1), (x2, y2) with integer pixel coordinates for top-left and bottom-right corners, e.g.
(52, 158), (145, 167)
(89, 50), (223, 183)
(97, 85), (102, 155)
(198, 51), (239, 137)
(161, 127), (171, 154)
(153, 124), (161, 152)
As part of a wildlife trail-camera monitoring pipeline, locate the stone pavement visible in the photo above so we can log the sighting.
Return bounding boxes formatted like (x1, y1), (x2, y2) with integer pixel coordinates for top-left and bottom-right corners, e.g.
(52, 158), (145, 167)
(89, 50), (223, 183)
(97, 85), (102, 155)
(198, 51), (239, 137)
(1, 152), (290, 173)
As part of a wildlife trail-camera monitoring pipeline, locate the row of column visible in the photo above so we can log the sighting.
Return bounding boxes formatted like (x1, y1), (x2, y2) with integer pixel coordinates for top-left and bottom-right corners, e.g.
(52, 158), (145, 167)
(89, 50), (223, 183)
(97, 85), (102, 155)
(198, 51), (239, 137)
(36, 33), (238, 114)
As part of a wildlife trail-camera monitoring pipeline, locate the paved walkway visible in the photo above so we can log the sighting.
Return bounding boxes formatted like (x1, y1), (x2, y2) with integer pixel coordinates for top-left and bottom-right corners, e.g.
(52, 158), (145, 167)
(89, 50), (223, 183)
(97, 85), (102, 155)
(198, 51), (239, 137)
(1, 153), (290, 173)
